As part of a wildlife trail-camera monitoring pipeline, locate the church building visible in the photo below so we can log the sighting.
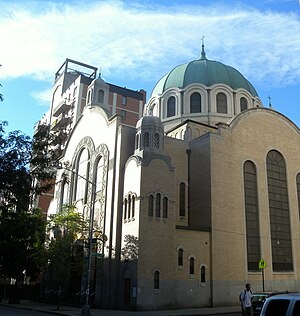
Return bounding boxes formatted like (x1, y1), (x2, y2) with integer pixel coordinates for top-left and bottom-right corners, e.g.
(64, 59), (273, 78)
(44, 46), (300, 310)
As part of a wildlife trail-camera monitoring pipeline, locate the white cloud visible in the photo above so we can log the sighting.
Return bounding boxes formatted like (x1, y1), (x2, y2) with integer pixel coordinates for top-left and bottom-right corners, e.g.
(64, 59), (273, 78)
(0, 0), (300, 90)
(31, 88), (52, 106)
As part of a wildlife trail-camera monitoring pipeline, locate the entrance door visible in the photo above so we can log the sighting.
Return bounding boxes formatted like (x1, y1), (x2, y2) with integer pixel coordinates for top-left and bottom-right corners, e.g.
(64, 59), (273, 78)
(123, 278), (131, 307)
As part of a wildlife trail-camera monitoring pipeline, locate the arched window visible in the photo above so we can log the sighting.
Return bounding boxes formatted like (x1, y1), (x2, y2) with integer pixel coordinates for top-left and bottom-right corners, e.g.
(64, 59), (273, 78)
(163, 197), (168, 218)
(267, 150), (293, 271)
(190, 92), (201, 113)
(240, 97), (247, 112)
(297, 174), (300, 220)
(132, 195), (135, 218)
(135, 134), (139, 150)
(167, 96), (176, 117)
(97, 89), (104, 103)
(144, 132), (149, 148)
(216, 92), (227, 113)
(189, 257), (195, 275)
(74, 148), (89, 203)
(156, 193), (161, 217)
(153, 133), (159, 148)
(154, 271), (160, 290)
(201, 266), (206, 283)
(243, 161), (261, 271)
(124, 198), (127, 220)
(60, 178), (69, 209)
(148, 194), (154, 217)
(179, 182), (186, 217)
(178, 248), (183, 266)
(95, 157), (104, 193)
(128, 194), (131, 219)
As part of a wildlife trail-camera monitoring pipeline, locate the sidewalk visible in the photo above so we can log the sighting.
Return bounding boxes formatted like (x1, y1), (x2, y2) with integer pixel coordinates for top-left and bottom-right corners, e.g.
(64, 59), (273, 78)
(1, 299), (241, 316)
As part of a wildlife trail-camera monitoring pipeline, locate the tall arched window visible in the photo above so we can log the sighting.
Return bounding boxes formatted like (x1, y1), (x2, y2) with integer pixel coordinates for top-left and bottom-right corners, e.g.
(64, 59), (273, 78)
(201, 266), (206, 283)
(179, 182), (186, 217)
(95, 157), (104, 193)
(124, 198), (127, 220)
(178, 248), (183, 266)
(60, 178), (69, 210)
(297, 174), (300, 220)
(167, 96), (176, 117)
(267, 150), (293, 271)
(154, 271), (160, 290)
(243, 161), (261, 271)
(190, 92), (201, 113)
(189, 257), (195, 275)
(148, 194), (154, 217)
(128, 194), (131, 219)
(163, 197), (168, 218)
(156, 193), (161, 217)
(153, 133), (159, 148)
(240, 97), (247, 112)
(74, 148), (89, 203)
(216, 92), (227, 114)
(132, 195), (135, 218)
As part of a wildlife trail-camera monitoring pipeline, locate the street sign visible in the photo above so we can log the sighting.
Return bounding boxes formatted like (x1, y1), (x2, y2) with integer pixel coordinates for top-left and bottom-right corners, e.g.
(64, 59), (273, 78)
(259, 259), (266, 269)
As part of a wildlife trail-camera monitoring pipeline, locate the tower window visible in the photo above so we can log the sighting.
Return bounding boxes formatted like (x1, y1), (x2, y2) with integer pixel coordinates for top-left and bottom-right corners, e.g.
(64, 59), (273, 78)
(98, 89), (104, 103)
(190, 92), (201, 113)
(148, 195), (154, 217)
(201, 266), (206, 283)
(178, 248), (183, 266)
(154, 133), (159, 148)
(156, 193), (161, 217)
(240, 97), (247, 112)
(167, 96), (176, 117)
(216, 92), (227, 114)
(163, 197), (168, 218)
(144, 132), (149, 148)
(189, 257), (195, 275)
(179, 182), (186, 217)
(154, 271), (160, 290)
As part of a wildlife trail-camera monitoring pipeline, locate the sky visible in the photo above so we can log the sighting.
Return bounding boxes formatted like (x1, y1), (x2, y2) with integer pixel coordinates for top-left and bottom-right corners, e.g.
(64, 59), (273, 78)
(0, 0), (299, 137)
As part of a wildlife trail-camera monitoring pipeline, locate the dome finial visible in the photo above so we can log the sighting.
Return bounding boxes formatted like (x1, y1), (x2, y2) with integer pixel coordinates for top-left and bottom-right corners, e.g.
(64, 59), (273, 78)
(268, 95), (272, 109)
(200, 35), (206, 59)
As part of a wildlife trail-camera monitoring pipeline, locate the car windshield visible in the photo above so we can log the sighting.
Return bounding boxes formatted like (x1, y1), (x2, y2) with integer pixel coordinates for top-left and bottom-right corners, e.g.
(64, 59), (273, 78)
(253, 294), (268, 302)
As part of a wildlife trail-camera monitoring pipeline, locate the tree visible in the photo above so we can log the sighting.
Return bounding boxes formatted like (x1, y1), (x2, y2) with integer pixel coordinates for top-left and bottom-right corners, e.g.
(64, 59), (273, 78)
(45, 204), (87, 309)
(0, 121), (55, 284)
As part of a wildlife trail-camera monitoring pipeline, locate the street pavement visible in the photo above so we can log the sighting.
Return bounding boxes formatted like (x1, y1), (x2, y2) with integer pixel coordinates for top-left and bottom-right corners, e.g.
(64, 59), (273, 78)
(1, 299), (241, 316)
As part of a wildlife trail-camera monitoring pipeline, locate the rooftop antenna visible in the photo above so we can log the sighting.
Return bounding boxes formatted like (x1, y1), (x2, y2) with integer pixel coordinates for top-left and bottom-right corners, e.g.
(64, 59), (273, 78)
(268, 95), (272, 109)
(200, 35), (206, 60)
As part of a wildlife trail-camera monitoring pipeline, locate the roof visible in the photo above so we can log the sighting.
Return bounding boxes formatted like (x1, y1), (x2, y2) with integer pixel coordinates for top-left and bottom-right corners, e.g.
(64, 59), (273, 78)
(151, 45), (258, 98)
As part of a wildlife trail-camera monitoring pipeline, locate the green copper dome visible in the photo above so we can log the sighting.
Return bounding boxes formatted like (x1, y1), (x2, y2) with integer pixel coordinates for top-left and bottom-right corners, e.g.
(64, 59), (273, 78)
(151, 47), (258, 98)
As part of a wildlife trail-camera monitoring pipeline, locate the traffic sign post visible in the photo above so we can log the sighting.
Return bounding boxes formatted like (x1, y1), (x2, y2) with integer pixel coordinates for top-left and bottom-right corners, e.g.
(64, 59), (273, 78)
(259, 259), (267, 291)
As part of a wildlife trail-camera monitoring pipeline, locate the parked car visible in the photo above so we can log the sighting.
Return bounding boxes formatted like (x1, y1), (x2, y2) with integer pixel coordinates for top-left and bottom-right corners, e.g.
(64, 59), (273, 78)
(252, 291), (291, 315)
(260, 293), (300, 316)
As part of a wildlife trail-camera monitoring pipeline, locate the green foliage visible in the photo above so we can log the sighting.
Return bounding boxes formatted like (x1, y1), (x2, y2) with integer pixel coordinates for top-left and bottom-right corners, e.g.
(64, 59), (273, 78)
(121, 235), (139, 261)
(45, 204), (87, 295)
(0, 207), (47, 281)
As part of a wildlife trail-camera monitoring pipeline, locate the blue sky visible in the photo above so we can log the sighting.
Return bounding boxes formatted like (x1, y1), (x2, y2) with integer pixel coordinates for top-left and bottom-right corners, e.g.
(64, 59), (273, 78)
(0, 0), (299, 136)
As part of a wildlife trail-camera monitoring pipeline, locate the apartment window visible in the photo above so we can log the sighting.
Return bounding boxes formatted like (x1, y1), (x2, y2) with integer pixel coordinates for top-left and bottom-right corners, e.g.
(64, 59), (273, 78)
(148, 194), (154, 217)
(167, 96), (176, 117)
(156, 193), (161, 217)
(190, 92), (201, 113)
(267, 150), (293, 271)
(122, 95), (127, 106)
(154, 271), (160, 290)
(178, 248), (183, 266)
(243, 161), (261, 271)
(216, 92), (227, 113)
(240, 97), (247, 112)
(189, 257), (195, 275)
(163, 197), (168, 218)
(179, 182), (186, 217)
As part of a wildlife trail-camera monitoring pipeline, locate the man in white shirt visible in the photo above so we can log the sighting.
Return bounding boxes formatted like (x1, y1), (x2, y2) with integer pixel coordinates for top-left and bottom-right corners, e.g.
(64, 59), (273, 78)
(239, 283), (253, 316)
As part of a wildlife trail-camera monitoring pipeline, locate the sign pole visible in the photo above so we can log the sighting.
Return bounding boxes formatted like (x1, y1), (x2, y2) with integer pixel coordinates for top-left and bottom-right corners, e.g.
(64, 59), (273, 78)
(259, 259), (266, 292)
